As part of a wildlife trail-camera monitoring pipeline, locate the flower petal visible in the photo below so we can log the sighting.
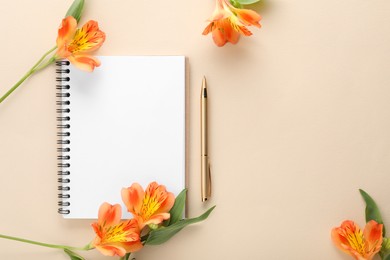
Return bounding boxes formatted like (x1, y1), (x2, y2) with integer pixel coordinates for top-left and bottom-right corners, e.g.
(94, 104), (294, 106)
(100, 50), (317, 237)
(211, 21), (228, 47)
(223, 20), (240, 44)
(202, 22), (214, 36)
(97, 202), (121, 227)
(122, 182), (175, 229)
(234, 8), (262, 28)
(143, 213), (171, 226)
(331, 221), (355, 256)
(122, 240), (144, 253)
(92, 218), (143, 257)
(225, 0), (262, 28)
(122, 183), (145, 215)
(67, 54), (101, 72)
(363, 220), (383, 257)
(68, 20), (106, 53)
(56, 16), (77, 50)
(95, 244), (127, 257)
(211, 19), (241, 46)
(147, 182), (175, 214)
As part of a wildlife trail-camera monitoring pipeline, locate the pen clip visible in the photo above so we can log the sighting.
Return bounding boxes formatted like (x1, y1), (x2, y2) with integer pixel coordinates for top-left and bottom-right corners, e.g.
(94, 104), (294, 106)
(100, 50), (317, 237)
(207, 162), (212, 198)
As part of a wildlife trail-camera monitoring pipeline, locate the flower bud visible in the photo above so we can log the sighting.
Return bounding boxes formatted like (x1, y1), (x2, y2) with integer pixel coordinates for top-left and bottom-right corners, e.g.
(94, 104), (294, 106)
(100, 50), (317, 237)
(229, 0), (242, 8)
(148, 223), (159, 230)
(383, 237), (390, 251)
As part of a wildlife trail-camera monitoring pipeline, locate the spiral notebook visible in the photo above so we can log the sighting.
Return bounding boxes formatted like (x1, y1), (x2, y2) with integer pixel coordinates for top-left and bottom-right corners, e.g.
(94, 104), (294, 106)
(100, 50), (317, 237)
(56, 56), (186, 219)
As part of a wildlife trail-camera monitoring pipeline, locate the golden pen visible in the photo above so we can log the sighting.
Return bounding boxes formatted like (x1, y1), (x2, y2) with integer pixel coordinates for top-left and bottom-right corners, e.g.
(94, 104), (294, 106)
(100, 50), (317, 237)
(201, 77), (211, 202)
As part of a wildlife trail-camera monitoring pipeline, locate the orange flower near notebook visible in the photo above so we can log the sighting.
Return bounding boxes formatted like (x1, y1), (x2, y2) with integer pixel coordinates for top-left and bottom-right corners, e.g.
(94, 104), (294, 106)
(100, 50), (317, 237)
(55, 16), (105, 72)
(90, 203), (143, 257)
(121, 182), (175, 229)
(0, 1), (216, 258)
(203, 0), (262, 47)
(0, 182), (215, 259)
(0, 0), (105, 104)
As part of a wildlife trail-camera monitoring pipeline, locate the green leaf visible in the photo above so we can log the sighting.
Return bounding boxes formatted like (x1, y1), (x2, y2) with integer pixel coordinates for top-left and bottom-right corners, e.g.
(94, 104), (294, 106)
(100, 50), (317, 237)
(168, 189), (187, 225)
(359, 189), (386, 236)
(234, 0), (261, 5)
(65, 0), (85, 23)
(145, 206), (216, 245)
(64, 249), (85, 260)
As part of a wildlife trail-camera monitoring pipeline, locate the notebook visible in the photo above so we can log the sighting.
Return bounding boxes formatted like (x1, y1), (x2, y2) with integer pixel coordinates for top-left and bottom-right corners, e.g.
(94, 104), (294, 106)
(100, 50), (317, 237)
(56, 56), (186, 219)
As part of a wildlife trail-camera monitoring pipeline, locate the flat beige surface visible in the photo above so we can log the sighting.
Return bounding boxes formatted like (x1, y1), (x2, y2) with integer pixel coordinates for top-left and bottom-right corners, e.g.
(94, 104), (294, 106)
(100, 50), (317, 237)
(1, 0), (390, 259)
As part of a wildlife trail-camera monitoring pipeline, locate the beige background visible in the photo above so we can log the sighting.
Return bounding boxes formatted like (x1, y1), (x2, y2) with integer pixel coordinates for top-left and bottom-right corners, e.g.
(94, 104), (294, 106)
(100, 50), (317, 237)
(1, 0), (390, 259)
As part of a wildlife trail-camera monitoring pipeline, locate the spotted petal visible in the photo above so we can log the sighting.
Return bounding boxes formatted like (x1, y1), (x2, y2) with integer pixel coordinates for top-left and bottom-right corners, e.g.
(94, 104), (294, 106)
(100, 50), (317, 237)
(91, 203), (143, 257)
(67, 20), (106, 54)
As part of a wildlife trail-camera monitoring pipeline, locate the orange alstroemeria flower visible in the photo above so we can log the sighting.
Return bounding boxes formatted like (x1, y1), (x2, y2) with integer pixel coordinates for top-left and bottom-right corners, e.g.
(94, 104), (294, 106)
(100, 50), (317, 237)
(331, 220), (383, 260)
(91, 203), (143, 257)
(121, 182), (175, 229)
(202, 0), (261, 47)
(55, 16), (105, 71)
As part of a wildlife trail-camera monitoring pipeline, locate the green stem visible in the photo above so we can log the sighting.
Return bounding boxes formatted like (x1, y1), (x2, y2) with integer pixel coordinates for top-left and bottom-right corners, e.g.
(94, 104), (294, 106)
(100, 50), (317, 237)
(0, 46), (58, 104)
(33, 56), (57, 72)
(0, 233), (89, 251)
(31, 45), (57, 70)
(120, 253), (132, 260)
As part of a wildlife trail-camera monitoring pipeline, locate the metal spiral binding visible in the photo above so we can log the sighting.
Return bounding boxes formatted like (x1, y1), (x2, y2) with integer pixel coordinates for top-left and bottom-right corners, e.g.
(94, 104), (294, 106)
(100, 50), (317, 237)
(56, 60), (71, 215)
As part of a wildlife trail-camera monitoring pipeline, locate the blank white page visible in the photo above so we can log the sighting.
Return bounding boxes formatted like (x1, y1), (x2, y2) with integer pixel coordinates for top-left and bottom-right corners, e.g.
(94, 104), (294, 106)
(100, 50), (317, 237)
(61, 56), (185, 219)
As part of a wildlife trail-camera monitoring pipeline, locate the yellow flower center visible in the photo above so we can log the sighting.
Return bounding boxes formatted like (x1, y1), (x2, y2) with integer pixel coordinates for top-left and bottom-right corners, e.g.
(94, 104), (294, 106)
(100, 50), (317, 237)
(102, 221), (136, 243)
(346, 227), (366, 255)
(141, 194), (164, 219)
(67, 23), (100, 53)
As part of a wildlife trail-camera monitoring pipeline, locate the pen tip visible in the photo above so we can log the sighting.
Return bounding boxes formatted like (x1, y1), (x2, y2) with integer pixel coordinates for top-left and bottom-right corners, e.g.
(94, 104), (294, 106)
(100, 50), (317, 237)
(201, 76), (207, 97)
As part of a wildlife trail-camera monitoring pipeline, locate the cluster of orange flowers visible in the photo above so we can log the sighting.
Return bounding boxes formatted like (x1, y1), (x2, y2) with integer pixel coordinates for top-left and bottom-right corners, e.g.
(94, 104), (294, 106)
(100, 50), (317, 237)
(0, 0), (263, 104)
(0, 1), (217, 259)
(90, 182), (175, 257)
(0, 180), (213, 259)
